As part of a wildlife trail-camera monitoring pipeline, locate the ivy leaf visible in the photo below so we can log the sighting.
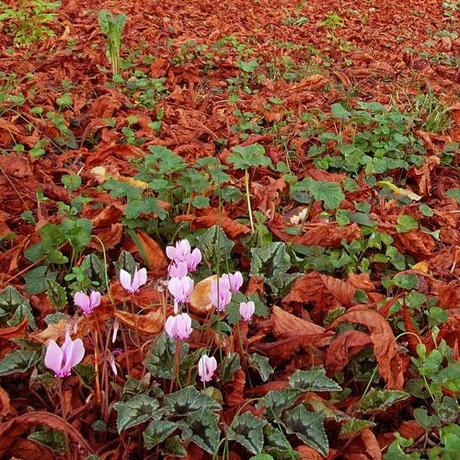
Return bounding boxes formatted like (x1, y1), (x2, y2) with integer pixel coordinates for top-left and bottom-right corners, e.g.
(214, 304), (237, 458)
(284, 405), (329, 456)
(288, 368), (342, 392)
(0, 285), (36, 329)
(227, 412), (267, 455)
(396, 215), (419, 233)
(179, 409), (221, 454)
(143, 420), (178, 450)
(228, 144), (272, 170)
(164, 386), (221, 416)
(113, 394), (159, 433)
(249, 353), (274, 382)
(0, 349), (40, 376)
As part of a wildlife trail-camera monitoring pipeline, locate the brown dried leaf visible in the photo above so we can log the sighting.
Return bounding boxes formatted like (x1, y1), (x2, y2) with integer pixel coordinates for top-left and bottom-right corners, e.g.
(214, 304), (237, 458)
(330, 307), (404, 389)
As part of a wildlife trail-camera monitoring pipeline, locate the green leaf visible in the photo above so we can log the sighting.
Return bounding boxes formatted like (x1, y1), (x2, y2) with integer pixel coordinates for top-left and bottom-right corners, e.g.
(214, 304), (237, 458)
(61, 174), (81, 191)
(61, 218), (92, 253)
(0, 349), (40, 376)
(445, 188), (460, 204)
(162, 435), (187, 457)
(228, 144), (272, 170)
(354, 389), (410, 415)
(227, 412), (267, 455)
(219, 352), (241, 383)
(146, 145), (187, 175)
(179, 409), (221, 454)
(46, 279), (67, 311)
(164, 386), (221, 416)
(284, 405), (329, 456)
(143, 420), (178, 449)
(249, 353), (274, 382)
(192, 195), (210, 208)
(237, 60), (259, 73)
(295, 178), (345, 210)
(414, 408), (439, 431)
(0, 285), (35, 329)
(288, 368), (342, 392)
(250, 242), (298, 295)
(432, 396), (459, 425)
(145, 333), (189, 380)
(250, 455), (274, 460)
(339, 418), (376, 439)
(392, 273), (419, 290)
(113, 394), (159, 433)
(396, 215), (419, 233)
(195, 225), (234, 271)
(263, 423), (292, 451)
(432, 362), (460, 392)
(24, 265), (57, 295)
(331, 103), (351, 120)
(28, 428), (66, 453)
(259, 389), (302, 419)
(125, 197), (167, 220)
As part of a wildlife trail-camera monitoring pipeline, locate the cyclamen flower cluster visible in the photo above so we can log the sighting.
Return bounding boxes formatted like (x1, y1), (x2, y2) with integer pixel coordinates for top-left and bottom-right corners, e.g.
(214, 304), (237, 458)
(164, 239), (201, 341)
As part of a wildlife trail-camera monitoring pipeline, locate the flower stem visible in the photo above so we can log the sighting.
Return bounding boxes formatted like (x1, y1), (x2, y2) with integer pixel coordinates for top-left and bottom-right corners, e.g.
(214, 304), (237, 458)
(244, 169), (255, 234)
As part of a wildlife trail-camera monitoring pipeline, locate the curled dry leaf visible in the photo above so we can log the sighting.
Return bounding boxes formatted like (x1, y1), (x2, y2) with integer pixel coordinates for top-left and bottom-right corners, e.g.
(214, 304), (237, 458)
(0, 411), (94, 456)
(192, 211), (251, 238)
(329, 307), (404, 389)
(189, 275), (217, 315)
(342, 429), (382, 460)
(134, 231), (168, 276)
(114, 308), (164, 335)
(325, 330), (372, 376)
(0, 318), (28, 340)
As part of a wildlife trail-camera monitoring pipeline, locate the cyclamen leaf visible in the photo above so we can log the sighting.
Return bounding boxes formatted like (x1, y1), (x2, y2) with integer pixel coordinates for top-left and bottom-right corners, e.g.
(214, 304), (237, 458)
(289, 368), (342, 392)
(0, 285), (36, 329)
(354, 389), (410, 415)
(284, 405), (329, 456)
(164, 386), (221, 416)
(113, 395), (159, 433)
(143, 420), (178, 449)
(249, 353), (274, 382)
(179, 409), (221, 454)
(227, 412), (267, 455)
(259, 389), (302, 419)
(0, 349), (40, 376)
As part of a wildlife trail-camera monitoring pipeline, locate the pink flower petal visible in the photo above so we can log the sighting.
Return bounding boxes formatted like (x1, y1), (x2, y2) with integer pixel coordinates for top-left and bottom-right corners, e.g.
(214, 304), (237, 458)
(44, 340), (63, 376)
(73, 291), (90, 312)
(119, 269), (132, 292)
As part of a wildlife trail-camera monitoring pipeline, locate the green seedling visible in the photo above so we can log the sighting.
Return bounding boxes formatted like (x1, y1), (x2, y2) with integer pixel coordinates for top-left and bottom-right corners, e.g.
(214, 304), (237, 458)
(98, 10), (126, 76)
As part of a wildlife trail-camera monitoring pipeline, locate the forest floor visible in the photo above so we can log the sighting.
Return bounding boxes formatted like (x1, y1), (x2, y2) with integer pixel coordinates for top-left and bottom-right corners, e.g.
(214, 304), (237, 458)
(0, 0), (459, 459)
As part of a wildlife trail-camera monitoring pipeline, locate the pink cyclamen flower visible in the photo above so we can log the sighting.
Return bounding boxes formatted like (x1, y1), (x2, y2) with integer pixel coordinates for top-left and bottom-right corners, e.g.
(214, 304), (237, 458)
(73, 290), (101, 316)
(168, 261), (188, 278)
(166, 239), (191, 262)
(44, 332), (85, 378)
(224, 271), (243, 294)
(209, 276), (232, 312)
(168, 276), (194, 313)
(165, 313), (193, 340)
(184, 248), (202, 272)
(198, 355), (217, 383)
(120, 267), (147, 294)
(239, 301), (255, 321)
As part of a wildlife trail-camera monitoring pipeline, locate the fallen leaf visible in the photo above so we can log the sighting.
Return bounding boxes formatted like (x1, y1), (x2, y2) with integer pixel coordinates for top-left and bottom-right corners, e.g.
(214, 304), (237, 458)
(114, 308), (164, 335)
(329, 307), (404, 389)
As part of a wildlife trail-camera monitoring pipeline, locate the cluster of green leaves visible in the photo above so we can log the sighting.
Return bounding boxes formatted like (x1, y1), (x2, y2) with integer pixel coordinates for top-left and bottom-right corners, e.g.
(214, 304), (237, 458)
(0, 0), (60, 46)
(308, 101), (426, 176)
(111, 366), (340, 457)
